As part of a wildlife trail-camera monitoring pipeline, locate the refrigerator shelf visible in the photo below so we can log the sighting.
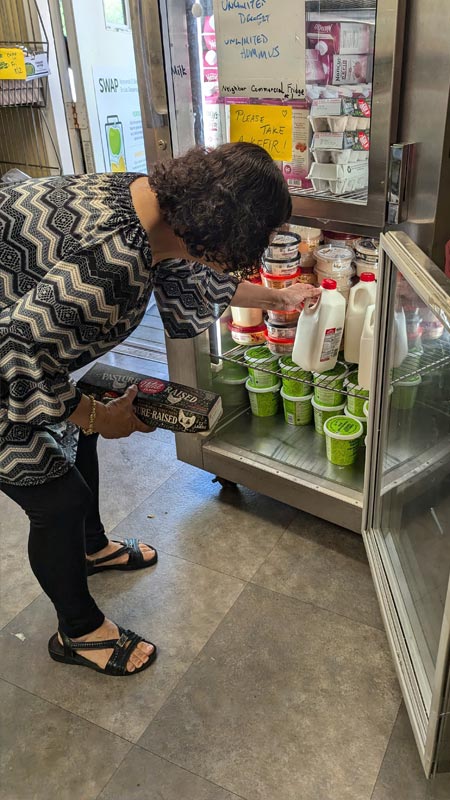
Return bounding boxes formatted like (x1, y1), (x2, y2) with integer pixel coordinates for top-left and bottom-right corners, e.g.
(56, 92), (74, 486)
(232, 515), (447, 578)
(390, 339), (450, 385)
(288, 185), (368, 204)
(211, 345), (367, 399)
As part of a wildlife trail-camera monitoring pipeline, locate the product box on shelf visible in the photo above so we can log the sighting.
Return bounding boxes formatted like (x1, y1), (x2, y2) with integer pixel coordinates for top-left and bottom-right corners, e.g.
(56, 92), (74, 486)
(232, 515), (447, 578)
(306, 21), (372, 55)
(310, 97), (371, 117)
(311, 130), (370, 152)
(308, 161), (369, 194)
(282, 107), (312, 189)
(77, 365), (222, 433)
(332, 55), (373, 85)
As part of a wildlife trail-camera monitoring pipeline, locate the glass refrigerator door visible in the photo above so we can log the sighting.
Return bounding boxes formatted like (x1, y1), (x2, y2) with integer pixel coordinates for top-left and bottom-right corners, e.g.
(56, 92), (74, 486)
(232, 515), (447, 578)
(363, 230), (450, 777)
(129, 0), (405, 228)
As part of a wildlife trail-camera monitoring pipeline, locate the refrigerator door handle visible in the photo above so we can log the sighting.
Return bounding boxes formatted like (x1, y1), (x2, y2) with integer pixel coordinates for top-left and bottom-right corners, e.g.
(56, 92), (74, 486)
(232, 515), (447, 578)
(387, 142), (414, 224)
(130, 0), (169, 122)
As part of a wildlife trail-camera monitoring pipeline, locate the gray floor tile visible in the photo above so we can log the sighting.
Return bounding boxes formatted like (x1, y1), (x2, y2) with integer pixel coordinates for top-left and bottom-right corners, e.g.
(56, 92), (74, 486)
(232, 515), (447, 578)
(97, 433), (179, 531)
(0, 680), (130, 800)
(252, 512), (383, 629)
(112, 463), (296, 581)
(371, 703), (450, 800)
(0, 554), (243, 743)
(140, 584), (401, 800)
(0, 493), (41, 629)
(99, 747), (239, 800)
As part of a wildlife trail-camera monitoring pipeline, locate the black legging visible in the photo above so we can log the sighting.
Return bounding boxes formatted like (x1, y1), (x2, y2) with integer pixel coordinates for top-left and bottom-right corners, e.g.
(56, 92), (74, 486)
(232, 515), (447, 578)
(0, 433), (109, 638)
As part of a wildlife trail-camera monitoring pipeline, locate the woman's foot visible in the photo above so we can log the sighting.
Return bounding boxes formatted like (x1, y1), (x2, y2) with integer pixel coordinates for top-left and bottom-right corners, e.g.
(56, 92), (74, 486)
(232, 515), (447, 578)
(87, 539), (156, 569)
(57, 618), (154, 673)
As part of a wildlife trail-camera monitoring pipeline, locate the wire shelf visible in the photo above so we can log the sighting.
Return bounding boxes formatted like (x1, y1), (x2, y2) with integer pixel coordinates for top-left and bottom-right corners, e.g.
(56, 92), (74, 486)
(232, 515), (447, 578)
(289, 185), (368, 205)
(212, 336), (450, 400)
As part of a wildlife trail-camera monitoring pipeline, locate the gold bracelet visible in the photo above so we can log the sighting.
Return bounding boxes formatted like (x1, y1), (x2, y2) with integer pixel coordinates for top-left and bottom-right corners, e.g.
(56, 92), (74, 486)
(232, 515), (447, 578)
(81, 395), (97, 436)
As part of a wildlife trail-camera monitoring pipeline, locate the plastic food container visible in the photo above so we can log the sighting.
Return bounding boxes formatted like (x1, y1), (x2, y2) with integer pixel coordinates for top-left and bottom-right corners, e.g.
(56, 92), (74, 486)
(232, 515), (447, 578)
(244, 346), (279, 388)
(281, 390), (314, 427)
(311, 398), (345, 435)
(344, 406), (367, 442)
(260, 269), (300, 291)
(315, 269), (354, 288)
(246, 379), (280, 418)
(266, 308), (300, 325)
(298, 269), (317, 286)
(231, 307), (263, 328)
(279, 357), (312, 397)
(229, 322), (266, 345)
(314, 245), (354, 274)
(324, 415), (363, 465)
(323, 231), (360, 249)
(262, 255), (301, 276)
(313, 364), (346, 406)
(391, 375), (422, 410)
(222, 361), (248, 382)
(264, 333), (294, 356)
(265, 232), (301, 261)
(345, 373), (369, 416)
(265, 321), (298, 340)
(215, 376), (248, 407)
(297, 226), (322, 257)
(354, 237), (379, 263)
(356, 259), (378, 278)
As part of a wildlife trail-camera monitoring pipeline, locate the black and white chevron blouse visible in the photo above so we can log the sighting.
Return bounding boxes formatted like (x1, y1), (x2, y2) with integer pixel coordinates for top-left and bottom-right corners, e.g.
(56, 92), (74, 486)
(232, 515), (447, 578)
(0, 172), (238, 486)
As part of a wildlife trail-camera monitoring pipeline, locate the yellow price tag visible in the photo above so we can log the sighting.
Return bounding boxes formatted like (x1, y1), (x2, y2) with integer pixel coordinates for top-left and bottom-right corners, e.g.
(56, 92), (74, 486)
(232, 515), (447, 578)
(0, 48), (27, 80)
(230, 104), (293, 161)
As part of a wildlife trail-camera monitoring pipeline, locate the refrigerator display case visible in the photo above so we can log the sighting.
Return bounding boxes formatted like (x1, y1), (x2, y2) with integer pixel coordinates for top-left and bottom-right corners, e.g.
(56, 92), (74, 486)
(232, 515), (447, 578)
(128, 0), (449, 777)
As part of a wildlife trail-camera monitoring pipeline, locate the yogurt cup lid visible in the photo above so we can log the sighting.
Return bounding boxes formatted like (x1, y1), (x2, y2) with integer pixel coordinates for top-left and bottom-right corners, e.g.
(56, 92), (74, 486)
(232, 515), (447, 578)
(246, 378), (281, 393)
(313, 363), (347, 379)
(323, 231), (356, 241)
(260, 268), (301, 280)
(279, 357), (310, 373)
(269, 232), (300, 246)
(280, 389), (314, 402)
(311, 398), (346, 411)
(220, 376), (248, 385)
(394, 375), (422, 387)
(268, 308), (299, 316)
(355, 237), (379, 256)
(315, 245), (354, 262)
(324, 415), (363, 439)
(263, 254), (301, 265)
(244, 346), (278, 364)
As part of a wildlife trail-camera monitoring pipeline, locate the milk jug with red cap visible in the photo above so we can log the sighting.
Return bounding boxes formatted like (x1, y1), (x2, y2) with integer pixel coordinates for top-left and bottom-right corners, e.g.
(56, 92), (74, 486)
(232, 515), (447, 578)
(344, 272), (377, 363)
(292, 279), (346, 373)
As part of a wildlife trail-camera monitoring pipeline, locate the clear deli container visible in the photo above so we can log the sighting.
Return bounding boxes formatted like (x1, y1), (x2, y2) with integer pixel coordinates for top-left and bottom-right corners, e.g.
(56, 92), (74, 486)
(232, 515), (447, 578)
(266, 308), (300, 325)
(229, 321), (266, 346)
(314, 245), (354, 274)
(265, 321), (298, 340)
(264, 333), (295, 356)
(323, 231), (361, 248)
(230, 307), (263, 328)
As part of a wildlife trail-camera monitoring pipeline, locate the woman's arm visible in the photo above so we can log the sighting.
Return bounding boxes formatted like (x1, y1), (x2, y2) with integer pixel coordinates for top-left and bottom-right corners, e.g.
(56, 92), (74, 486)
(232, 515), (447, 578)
(231, 280), (321, 312)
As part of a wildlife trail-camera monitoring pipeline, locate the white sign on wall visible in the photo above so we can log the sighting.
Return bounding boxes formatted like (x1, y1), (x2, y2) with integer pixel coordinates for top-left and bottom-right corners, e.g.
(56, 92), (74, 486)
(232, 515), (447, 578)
(92, 66), (146, 173)
(213, 0), (306, 100)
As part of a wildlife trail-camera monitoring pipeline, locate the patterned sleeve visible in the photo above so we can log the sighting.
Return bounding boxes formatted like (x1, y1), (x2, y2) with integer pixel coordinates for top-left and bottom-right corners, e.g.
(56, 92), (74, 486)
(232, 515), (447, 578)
(0, 239), (145, 427)
(152, 260), (239, 339)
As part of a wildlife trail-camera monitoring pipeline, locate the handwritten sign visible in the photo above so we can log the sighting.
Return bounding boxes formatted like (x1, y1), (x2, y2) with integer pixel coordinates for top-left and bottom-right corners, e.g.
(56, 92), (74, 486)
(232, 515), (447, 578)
(213, 0), (305, 100)
(0, 48), (27, 80)
(230, 104), (293, 160)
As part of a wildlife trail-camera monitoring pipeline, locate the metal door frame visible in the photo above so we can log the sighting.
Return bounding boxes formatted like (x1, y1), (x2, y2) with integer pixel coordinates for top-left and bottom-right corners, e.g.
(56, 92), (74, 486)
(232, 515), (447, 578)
(362, 230), (450, 776)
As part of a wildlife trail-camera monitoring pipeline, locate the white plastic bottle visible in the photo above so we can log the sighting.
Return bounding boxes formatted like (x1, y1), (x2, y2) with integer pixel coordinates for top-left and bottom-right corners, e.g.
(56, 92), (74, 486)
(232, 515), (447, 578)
(392, 308), (408, 367)
(344, 273), (377, 363)
(358, 304), (376, 390)
(292, 279), (346, 373)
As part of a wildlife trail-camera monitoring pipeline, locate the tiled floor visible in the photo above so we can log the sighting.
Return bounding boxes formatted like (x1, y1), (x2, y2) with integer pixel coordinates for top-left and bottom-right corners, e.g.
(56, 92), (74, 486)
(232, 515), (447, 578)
(1, 337), (449, 799)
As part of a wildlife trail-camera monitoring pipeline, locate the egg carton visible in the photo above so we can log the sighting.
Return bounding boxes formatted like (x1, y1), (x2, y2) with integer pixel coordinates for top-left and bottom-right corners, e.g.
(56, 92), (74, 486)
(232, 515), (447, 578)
(310, 116), (371, 133)
(307, 83), (372, 102)
(308, 161), (369, 195)
(311, 130), (370, 164)
(310, 97), (371, 118)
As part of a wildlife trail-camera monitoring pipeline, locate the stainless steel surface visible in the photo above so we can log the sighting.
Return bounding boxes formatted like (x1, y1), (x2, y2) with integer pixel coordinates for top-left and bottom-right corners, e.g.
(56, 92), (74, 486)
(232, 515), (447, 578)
(210, 411), (366, 493)
(203, 440), (363, 533)
(129, 0), (172, 165)
(387, 143), (414, 224)
(394, 0), (450, 266)
(292, 0), (406, 229)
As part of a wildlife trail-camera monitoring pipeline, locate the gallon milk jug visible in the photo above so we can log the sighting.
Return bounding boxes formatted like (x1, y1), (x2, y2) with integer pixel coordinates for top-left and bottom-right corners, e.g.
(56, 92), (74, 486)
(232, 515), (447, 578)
(392, 308), (408, 367)
(344, 273), (377, 364)
(358, 304), (376, 390)
(292, 279), (346, 373)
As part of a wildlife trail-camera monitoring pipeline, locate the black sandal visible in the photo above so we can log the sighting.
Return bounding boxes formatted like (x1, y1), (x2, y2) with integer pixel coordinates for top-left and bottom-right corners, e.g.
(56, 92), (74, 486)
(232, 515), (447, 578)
(86, 538), (158, 576)
(48, 626), (157, 676)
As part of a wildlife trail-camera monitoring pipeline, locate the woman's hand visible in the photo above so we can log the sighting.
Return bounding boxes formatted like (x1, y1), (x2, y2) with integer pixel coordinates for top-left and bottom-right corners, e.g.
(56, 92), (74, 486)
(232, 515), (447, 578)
(278, 283), (322, 312)
(95, 386), (155, 439)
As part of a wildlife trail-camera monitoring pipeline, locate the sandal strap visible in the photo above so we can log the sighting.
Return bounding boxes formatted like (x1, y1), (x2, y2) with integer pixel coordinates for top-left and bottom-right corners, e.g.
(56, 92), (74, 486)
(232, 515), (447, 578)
(60, 627), (148, 676)
(60, 629), (121, 654)
(87, 539), (146, 568)
(87, 544), (130, 566)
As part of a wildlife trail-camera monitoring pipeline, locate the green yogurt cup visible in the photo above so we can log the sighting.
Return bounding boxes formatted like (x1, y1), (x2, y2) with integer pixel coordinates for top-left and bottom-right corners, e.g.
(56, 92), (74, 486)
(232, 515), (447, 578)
(246, 378), (280, 417)
(324, 415), (363, 466)
(280, 390), (313, 426)
(222, 361), (248, 381)
(313, 363), (346, 406)
(345, 372), (369, 416)
(344, 406), (367, 444)
(391, 375), (422, 410)
(311, 398), (345, 435)
(244, 346), (279, 388)
(363, 399), (370, 418)
(278, 357), (312, 397)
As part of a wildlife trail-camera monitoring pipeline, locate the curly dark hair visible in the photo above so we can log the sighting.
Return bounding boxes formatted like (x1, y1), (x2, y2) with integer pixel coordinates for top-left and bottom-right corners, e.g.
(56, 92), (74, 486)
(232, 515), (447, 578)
(148, 142), (292, 275)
